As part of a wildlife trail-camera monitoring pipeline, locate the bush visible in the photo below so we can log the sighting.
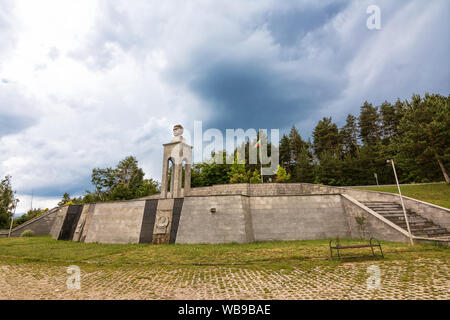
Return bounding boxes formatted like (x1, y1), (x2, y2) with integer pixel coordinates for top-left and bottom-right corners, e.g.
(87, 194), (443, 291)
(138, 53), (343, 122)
(20, 230), (34, 237)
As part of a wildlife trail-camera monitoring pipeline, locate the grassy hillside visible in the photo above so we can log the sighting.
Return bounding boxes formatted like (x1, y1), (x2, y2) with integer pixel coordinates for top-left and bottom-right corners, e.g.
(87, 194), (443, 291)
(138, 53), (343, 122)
(353, 183), (450, 209)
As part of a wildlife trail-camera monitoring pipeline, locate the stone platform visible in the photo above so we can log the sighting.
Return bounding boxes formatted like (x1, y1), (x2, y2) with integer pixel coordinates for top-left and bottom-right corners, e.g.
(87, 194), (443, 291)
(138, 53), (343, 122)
(11, 183), (448, 245)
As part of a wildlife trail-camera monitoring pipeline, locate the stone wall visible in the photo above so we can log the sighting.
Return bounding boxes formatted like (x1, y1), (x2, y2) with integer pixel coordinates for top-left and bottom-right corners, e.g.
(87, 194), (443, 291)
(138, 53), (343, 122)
(50, 206), (70, 239)
(42, 183), (448, 245)
(300, 184), (450, 230)
(188, 183), (449, 231)
(83, 201), (146, 244)
(175, 193), (411, 244)
(176, 195), (251, 244)
(8, 208), (59, 237)
(250, 194), (350, 241)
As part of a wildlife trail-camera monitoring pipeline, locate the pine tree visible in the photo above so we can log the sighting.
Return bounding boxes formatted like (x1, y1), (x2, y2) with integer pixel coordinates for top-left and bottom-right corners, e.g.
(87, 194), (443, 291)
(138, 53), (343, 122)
(279, 135), (291, 173)
(359, 101), (381, 146)
(340, 114), (360, 156)
(312, 117), (340, 160)
(288, 126), (305, 165)
(295, 146), (315, 183)
(380, 99), (405, 142)
(395, 93), (450, 183)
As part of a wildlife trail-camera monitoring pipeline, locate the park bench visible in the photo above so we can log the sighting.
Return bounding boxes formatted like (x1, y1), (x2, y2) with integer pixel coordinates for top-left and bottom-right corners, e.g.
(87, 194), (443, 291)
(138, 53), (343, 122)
(329, 238), (384, 260)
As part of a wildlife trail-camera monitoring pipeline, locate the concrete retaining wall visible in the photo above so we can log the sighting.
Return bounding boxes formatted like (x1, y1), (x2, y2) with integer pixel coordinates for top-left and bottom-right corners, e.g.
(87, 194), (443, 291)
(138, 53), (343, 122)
(50, 206), (69, 239)
(42, 183), (447, 245)
(84, 201), (146, 244)
(188, 183), (449, 232)
(250, 195), (350, 241)
(176, 195), (251, 244)
(175, 193), (410, 244)
(9, 208), (59, 237)
(300, 184), (450, 231)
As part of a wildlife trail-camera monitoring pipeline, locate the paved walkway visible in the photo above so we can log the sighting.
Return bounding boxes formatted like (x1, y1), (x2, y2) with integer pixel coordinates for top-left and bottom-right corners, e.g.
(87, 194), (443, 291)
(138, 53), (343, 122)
(1, 258), (448, 299)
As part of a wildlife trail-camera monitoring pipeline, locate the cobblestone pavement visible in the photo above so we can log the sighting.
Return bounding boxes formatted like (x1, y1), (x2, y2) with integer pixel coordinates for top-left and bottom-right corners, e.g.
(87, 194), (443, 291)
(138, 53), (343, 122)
(1, 258), (448, 300)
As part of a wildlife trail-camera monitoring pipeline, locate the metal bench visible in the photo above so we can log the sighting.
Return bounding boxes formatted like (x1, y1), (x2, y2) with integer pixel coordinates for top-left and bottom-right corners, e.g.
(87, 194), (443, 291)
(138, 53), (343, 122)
(329, 238), (384, 259)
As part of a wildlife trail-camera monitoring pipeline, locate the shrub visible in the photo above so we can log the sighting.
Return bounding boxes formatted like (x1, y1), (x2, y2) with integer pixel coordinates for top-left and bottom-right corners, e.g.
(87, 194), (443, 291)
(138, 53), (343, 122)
(20, 230), (34, 237)
(274, 165), (291, 183)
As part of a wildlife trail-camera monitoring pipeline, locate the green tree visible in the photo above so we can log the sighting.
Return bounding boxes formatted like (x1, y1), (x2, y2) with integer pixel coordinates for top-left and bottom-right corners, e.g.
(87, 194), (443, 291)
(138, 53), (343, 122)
(60, 156), (159, 203)
(191, 151), (232, 187)
(274, 165), (291, 183)
(359, 101), (381, 146)
(57, 193), (83, 206)
(288, 126), (305, 164)
(295, 146), (315, 183)
(249, 169), (262, 184)
(312, 117), (340, 159)
(395, 93), (450, 183)
(340, 114), (359, 156)
(58, 193), (72, 206)
(0, 175), (16, 229)
(228, 155), (250, 184)
(315, 151), (342, 185)
(380, 99), (405, 142)
(279, 134), (291, 172)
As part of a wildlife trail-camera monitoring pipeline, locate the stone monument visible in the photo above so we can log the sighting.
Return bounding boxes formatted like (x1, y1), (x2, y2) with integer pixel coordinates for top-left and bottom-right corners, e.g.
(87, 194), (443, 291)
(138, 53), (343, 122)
(160, 124), (192, 199)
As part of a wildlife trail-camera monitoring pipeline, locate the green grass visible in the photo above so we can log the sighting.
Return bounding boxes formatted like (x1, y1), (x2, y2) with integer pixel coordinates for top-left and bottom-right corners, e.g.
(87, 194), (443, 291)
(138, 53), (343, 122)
(353, 183), (450, 209)
(0, 236), (448, 270)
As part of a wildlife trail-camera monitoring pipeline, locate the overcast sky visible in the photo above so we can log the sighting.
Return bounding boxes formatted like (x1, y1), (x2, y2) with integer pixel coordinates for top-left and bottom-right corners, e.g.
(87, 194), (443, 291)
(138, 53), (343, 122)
(0, 0), (448, 213)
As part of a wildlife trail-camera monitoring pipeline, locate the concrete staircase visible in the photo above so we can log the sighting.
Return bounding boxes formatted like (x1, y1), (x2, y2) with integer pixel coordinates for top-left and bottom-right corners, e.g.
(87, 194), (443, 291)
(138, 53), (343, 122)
(361, 201), (450, 239)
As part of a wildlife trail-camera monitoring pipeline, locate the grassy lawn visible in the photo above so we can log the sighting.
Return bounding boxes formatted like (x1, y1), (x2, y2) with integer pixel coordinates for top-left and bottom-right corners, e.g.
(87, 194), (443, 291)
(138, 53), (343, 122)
(0, 236), (447, 268)
(0, 236), (448, 299)
(353, 183), (450, 209)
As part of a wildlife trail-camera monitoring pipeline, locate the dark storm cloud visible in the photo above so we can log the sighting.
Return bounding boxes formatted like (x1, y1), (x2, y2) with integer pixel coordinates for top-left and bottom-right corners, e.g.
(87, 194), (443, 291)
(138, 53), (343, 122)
(264, 1), (349, 46)
(187, 58), (342, 131)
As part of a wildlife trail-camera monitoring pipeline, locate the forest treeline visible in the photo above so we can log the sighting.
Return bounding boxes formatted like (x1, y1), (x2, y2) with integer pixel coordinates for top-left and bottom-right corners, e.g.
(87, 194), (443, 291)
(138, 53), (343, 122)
(192, 93), (449, 187)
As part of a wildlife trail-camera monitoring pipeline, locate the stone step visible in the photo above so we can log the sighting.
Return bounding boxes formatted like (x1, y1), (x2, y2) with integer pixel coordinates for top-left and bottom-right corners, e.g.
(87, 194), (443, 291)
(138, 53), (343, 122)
(363, 202), (401, 205)
(379, 212), (422, 218)
(365, 205), (405, 209)
(413, 228), (449, 234)
(360, 201), (450, 239)
(422, 227), (449, 233)
(397, 224), (436, 230)
(415, 232), (450, 238)
(395, 223), (434, 229)
(383, 216), (426, 222)
(361, 201), (400, 204)
(365, 207), (407, 211)
(376, 211), (415, 216)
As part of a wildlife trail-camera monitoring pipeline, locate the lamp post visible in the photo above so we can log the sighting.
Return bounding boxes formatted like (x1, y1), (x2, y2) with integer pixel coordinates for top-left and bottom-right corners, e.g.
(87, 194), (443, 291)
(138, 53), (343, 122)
(8, 199), (19, 238)
(387, 159), (414, 246)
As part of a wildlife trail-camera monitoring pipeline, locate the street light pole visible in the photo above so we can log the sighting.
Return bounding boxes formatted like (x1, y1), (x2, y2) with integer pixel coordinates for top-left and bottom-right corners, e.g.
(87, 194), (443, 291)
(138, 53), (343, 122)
(387, 159), (414, 246)
(8, 199), (19, 238)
